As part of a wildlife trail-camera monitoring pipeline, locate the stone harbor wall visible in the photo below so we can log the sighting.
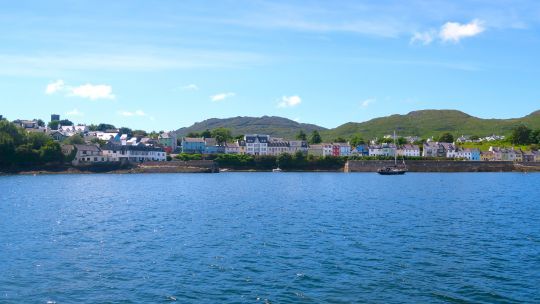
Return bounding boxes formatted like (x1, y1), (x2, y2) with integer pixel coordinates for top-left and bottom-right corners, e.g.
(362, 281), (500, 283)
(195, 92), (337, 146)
(345, 160), (521, 172)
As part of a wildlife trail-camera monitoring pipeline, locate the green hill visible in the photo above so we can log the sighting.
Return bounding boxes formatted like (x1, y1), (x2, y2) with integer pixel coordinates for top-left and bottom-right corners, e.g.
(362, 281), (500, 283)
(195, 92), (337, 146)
(321, 110), (540, 140)
(175, 110), (540, 140)
(176, 116), (326, 138)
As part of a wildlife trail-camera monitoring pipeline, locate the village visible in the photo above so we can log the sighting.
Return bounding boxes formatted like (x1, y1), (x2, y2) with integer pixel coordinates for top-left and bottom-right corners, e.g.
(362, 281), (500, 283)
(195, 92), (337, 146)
(4, 113), (540, 168)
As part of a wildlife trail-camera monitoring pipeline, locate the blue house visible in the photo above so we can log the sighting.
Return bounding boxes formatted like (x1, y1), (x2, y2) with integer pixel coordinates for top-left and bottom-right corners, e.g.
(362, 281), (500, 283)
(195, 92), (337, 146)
(353, 144), (369, 156)
(204, 138), (225, 154)
(181, 137), (206, 154)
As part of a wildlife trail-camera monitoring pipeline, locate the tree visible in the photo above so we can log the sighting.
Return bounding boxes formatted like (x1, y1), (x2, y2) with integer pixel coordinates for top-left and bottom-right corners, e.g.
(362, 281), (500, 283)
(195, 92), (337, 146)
(296, 130), (307, 141)
(58, 119), (73, 126)
(48, 120), (59, 130)
(64, 134), (85, 145)
(333, 137), (347, 143)
(309, 130), (322, 144)
(530, 129), (540, 145)
(90, 138), (106, 147)
(36, 119), (45, 127)
(211, 128), (232, 144)
(132, 130), (148, 138)
(118, 127), (133, 136)
(510, 125), (532, 145)
(397, 137), (407, 145)
(39, 141), (63, 163)
(97, 123), (116, 131)
(27, 132), (50, 149)
(438, 132), (454, 143)
(470, 135), (480, 141)
(201, 129), (212, 138)
(187, 132), (201, 138)
(349, 135), (365, 147)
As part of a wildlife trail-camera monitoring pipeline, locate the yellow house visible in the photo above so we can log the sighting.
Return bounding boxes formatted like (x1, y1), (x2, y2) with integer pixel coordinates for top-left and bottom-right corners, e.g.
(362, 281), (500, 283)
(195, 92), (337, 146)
(514, 149), (524, 162)
(481, 151), (495, 161)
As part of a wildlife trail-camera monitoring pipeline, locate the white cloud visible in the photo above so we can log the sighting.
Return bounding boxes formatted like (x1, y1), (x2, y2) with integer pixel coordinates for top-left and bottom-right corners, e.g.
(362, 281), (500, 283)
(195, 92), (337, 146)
(411, 19), (485, 45)
(440, 19), (485, 42)
(211, 92), (235, 102)
(181, 84), (199, 91)
(45, 80), (65, 94)
(45, 80), (115, 100)
(70, 84), (115, 100)
(361, 98), (376, 107)
(119, 110), (146, 117)
(410, 30), (436, 45)
(65, 108), (84, 116)
(277, 95), (302, 108)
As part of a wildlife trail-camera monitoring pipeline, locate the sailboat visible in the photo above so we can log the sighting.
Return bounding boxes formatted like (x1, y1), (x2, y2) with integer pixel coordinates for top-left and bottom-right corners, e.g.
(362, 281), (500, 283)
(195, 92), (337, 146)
(377, 131), (407, 175)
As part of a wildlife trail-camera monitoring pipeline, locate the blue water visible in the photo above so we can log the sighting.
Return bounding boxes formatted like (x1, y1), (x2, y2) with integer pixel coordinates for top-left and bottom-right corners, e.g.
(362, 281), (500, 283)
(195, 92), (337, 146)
(1, 173), (539, 303)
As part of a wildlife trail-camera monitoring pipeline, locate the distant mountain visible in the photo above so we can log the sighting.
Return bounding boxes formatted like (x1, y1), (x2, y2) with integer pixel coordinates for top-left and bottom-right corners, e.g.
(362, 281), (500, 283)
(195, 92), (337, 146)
(175, 110), (540, 140)
(321, 110), (540, 140)
(175, 116), (327, 138)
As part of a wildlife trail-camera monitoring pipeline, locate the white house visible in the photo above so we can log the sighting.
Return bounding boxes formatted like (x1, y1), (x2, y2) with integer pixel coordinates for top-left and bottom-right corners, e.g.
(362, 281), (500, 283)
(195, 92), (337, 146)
(398, 144), (420, 157)
(102, 143), (166, 162)
(244, 134), (269, 155)
(72, 144), (110, 166)
(225, 142), (240, 154)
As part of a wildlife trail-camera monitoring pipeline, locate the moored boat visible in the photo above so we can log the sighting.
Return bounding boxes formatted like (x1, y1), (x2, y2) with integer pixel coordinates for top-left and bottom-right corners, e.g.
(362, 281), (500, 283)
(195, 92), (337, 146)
(377, 130), (407, 175)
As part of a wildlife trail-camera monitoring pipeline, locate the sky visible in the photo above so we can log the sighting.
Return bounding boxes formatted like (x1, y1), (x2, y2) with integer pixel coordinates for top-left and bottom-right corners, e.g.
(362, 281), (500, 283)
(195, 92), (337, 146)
(1, 0), (540, 131)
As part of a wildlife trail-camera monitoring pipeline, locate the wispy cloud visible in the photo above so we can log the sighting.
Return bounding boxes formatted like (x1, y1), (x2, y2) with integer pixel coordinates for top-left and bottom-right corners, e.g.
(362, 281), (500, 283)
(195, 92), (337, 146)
(180, 84), (199, 91)
(361, 98), (376, 107)
(211, 92), (235, 102)
(45, 80), (65, 94)
(65, 108), (84, 116)
(0, 49), (264, 76)
(119, 110), (146, 117)
(411, 19), (485, 45)
(45, 80), (115, 100)
(277, 95), (302, 108)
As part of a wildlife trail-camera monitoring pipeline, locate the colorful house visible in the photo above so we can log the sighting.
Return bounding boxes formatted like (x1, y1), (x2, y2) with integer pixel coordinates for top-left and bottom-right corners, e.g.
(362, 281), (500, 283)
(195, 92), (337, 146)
(181, 137), (206, 154)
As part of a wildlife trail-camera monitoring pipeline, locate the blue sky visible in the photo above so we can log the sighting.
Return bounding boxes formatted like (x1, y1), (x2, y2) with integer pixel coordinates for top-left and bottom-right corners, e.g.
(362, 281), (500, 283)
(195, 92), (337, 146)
(1, 0), (540, 131)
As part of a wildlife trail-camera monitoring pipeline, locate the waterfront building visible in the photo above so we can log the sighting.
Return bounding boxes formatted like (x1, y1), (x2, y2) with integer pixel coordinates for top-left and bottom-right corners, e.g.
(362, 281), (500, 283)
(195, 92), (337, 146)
(225, 142), (240, 154)
(335, 143), (351, 156)
(321, 143), (334, 156)
(397, 144), (420, 157)
(423, 142), (452, 158)
(267, 138), (289, 156)
(159, 132), (177, 153)
(244, 134), (269, 155)
(103, 143), (166, 162)
(72, 144), (109, 166)
(204, 138), (225, 154)
(181, 137), (206, 154)
(481, 151), (495, 161)
(352, 144), (369, 156)
(523, 151), (535, 162)
(288, 140), (309, 155)
(369, 143), (396, 157)
(307, 144), (323, 156)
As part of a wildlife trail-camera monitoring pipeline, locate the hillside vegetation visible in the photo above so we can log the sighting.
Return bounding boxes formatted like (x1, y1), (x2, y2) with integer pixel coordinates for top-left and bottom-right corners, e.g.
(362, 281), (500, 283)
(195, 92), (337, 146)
(175, 110), (540, 140)
(176, 116), (326, 138)
(321, 110), (540, 140)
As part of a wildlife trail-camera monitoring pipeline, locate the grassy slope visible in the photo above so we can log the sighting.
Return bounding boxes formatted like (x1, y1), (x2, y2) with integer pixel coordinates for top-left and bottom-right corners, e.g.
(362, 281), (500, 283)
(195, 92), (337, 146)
(176, 116), (326, 138)
(321, 110), (540, 140)
(175, 110), (540, 141)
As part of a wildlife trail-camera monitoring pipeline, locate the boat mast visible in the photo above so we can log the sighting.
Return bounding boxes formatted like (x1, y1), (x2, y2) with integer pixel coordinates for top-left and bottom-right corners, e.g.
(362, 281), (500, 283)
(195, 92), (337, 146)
(393, 130), (397, 166)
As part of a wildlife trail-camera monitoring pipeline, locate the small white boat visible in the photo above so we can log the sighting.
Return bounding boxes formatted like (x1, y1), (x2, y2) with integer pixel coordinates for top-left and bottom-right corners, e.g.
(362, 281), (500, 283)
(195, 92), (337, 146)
(272, 167), (282, 172)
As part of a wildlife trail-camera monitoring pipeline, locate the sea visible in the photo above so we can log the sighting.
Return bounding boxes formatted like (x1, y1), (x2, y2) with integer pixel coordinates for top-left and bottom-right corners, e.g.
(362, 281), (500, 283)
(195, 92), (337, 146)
(1, 173), (539, 303)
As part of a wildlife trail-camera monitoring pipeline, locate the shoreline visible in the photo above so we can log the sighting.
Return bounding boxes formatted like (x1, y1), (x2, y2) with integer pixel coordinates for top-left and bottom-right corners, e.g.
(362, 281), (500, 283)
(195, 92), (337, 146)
(3, 160), (540, 175)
